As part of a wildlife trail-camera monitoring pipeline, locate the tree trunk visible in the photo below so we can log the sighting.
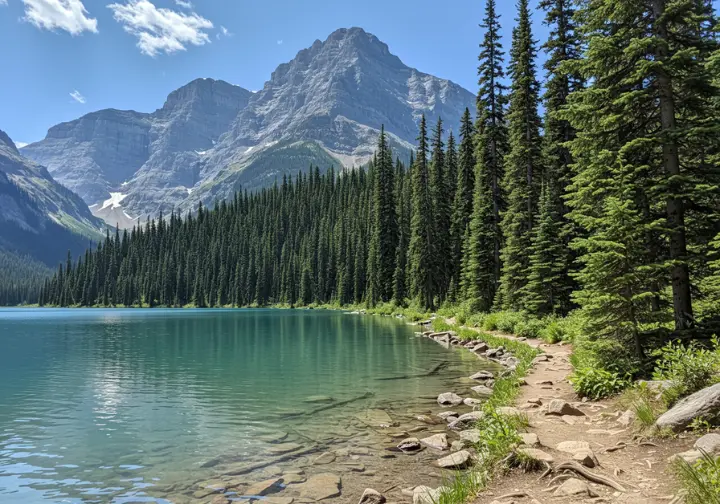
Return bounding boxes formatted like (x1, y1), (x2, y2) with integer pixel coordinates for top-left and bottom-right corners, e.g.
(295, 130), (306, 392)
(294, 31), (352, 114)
(652, 0), (694, 330)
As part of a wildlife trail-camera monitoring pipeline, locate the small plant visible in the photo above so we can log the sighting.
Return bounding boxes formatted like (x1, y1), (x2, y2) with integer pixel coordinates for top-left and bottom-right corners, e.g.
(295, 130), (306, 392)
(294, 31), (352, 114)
(689, 417), (714, 434)
(619, 383), (666, 429)
(652, 337), (720, 406)
(570, 366), (630, 400)
(482, 313), (500, 331)
(675, 451), (720, 504)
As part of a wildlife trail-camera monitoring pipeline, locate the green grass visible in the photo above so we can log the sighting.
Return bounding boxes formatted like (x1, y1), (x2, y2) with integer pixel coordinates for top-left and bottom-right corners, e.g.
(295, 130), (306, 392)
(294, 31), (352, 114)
(675, 452), (720, 504)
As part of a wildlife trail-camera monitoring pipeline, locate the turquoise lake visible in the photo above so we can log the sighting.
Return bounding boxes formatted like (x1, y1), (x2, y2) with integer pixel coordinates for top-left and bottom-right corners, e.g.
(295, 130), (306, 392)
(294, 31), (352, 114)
(0, 308), (486, 503)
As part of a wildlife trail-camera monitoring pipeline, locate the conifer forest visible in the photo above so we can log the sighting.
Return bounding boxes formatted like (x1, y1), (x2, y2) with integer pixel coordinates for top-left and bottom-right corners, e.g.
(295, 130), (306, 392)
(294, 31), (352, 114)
(35, 0), (720, 361)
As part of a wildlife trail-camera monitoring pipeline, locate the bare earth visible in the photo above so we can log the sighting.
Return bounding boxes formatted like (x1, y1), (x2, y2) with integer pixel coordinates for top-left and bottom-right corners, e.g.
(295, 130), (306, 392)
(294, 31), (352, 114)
(473, 331), (695, 504)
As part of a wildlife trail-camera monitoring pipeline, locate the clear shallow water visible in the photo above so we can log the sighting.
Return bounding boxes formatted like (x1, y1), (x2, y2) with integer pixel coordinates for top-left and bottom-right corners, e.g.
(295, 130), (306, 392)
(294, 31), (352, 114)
(0, 308), (481, 503)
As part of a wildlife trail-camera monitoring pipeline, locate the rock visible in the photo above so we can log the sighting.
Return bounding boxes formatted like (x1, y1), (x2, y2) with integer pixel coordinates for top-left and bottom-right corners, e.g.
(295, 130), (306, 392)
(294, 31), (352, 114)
(459, 430), (481, 444)
(556, 440), (591, 454)
(503, 357), (520, 368)
(445, 416), (458, 424)
(416, 414), (441, 425)
(617, 409), (636, 427)
(412, 486), (444, 504)
(397, 437), (422, 452)
(267, 443), (303, 455)
(356, 409), (393, 427)
(547, 399), (585, 417)
(573, 449), (599, 468)
(358, 488), (386, 504)
(245, 478), (283, 497)
(436, 411), (458, 420)
(533, 355), (550, 363)
(668, 450), (704, 464)
(420, 433), (449, 451)
(265, 498), (294, 504)
(342, 463), (366, 472)
(471, 385), (493, 398)
(516, 448), (554, 463)
(519, 433), (539, 446)
(448, 411), (484, 430)
(486, 348), (501, 358)
(655, 383), (720, 432)
(282, 473), (306, 484)
(436, 450), (474, 469)
(304, 395), (335, 403)
(437, 392), (463, 407)
(298, 473), (341, 501)
(472, 343), (489, 353)
(451, 440), (469, 451)
(469, 371), (494, 381)
(209, 496), (229, 504)
(527, 398), (542, 405)
(313, 452), (337, 465)
(463, 398), (482, 407)
(695, 433), (720, 455)
(554, 478), (597, 497)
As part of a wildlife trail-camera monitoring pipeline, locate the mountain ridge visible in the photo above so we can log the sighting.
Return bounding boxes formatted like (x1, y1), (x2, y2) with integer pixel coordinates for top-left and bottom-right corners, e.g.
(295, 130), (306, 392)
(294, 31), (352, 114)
(22, 27), (475, 226)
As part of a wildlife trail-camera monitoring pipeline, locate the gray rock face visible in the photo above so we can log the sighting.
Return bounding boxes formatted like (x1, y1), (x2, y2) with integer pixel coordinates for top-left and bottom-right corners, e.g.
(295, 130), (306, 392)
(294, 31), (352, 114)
(0, 128), (103, 263)
(23, 28), (474, 225)
(655, 383), (720, 432)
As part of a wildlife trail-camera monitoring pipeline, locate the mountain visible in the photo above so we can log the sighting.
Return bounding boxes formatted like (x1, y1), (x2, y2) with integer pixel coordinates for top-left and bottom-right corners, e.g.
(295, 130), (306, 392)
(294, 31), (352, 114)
(0, 128), (103, 265)
(22, 28), (475, 225)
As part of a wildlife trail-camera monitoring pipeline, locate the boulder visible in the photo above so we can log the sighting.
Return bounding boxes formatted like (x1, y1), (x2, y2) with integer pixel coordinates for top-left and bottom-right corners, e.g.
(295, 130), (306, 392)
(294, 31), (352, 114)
(516, 447), (554, 463)
(397, 437), (421, 452)
(463, 398), (482, 407)
(298, 473), (341, 501)
(554, 478), (597, 497)
(471, 385), (493, 398)
(420, 433), (449, 451)
(412, 486), (444, 504)
(573, 449), (599, 468)
(547, 399), (585, 417)
(695, 433), (720, 455)
(245, 478), (283, 497)
(358, 488), (386, 504)
(459, 430), (481, 444)
(655, 383), (720, 432)
(556, 440), (591, 454)
(469, 370), (494, 381)
(436, 450), (474, 469)
(472, 343), (489, 353)
(437, 392), (464, 407)
(617, 409), (636, 427)
(436, 411), (458, 420)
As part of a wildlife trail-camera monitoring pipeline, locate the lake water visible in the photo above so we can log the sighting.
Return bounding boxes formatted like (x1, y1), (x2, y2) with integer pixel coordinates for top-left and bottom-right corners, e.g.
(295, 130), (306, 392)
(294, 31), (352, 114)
(0, 308), (490, 503)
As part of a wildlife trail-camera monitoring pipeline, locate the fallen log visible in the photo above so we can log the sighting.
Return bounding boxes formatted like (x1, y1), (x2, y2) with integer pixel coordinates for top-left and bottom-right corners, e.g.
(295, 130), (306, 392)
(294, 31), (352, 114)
(376, 361), (449, 381)
(276, 392), (375, 418)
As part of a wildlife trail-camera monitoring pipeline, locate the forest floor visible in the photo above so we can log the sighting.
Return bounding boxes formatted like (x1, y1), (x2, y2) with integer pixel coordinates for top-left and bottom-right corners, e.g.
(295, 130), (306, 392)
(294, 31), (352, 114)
(468, 331), (696, 504)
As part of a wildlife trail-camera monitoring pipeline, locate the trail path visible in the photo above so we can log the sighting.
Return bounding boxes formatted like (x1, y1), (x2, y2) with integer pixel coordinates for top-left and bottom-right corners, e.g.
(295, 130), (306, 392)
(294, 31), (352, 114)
(469, 331), (693, 504)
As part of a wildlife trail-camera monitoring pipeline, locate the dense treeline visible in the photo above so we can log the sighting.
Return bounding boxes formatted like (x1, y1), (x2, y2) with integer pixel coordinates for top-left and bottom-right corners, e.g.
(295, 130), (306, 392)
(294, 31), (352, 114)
(40, 0), (720, 360)
(0, 249), (52, 305)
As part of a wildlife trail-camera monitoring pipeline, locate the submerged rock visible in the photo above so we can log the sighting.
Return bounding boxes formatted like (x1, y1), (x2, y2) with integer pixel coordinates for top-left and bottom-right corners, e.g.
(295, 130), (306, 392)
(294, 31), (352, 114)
(267, 443), (302, 455)
(304, 395), (335, 403)
(356, 409), (393, 427)
(245, 478), (283, 497)
(397, 437), (422, 452)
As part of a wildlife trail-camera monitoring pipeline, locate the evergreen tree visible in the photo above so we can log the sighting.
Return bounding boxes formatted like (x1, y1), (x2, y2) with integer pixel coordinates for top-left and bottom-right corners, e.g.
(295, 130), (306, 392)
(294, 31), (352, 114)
(409, 115), (436, 310)
(498, 0), (543, 310)
(430, 118), (452, 300)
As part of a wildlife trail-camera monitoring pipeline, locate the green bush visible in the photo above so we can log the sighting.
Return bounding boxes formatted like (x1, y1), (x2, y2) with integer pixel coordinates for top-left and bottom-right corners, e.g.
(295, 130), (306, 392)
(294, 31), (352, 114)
(495, 311), (524, 333)
(675, 452), (720, 504)
(540, 319), (564, 343)
(652, 337), (720, 406)
(570, 366), (631, 400)
(514, 318), (545, 339)
(482, 313), (500, 331)
(570, 337), (642, 376)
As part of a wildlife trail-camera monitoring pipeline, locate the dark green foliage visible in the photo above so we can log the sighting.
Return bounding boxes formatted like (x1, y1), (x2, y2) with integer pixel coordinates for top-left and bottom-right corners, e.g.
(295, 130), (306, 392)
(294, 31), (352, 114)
(0, 249), (52, 305)
(498, 0), (543, 310)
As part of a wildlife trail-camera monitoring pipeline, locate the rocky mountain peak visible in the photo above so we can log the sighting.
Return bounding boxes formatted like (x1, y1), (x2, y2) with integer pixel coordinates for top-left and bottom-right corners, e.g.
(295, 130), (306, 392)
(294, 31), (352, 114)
(157, 78), (252, 117)
(0, 129), (19, 155)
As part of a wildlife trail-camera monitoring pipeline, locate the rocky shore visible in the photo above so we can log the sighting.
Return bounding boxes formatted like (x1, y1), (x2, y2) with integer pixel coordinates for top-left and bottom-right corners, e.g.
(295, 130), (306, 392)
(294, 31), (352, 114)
(146, 315), (526, 504)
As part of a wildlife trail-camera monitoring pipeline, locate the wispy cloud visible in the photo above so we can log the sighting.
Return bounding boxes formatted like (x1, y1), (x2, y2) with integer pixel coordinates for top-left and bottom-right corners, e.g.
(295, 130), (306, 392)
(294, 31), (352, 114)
(69, 89), (86, 103)
(216, 25), (231, 39)
(108, 0), (213, 57)
(0, 0), (7, 7)
(277, 39), (282, 45)
(174, 0), (192, 8)
(22, 0), (98, 35)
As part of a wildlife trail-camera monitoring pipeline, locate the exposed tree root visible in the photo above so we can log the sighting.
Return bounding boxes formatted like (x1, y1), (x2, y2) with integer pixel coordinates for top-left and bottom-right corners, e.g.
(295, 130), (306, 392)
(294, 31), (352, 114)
(551, 461), (627, 492)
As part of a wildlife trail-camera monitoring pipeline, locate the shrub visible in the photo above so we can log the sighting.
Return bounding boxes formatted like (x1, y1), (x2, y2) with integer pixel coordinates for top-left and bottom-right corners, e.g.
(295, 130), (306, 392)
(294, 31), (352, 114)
(652, 337), (720, 406)
(514, 318), (545, 339)
(540, 319), (564, 343)
(619, 383), (666, 429)
(675, 452), (720, 504)
(482, 313), (500, 331)
(495, 311), (524, 333)
(570, 366), (631, 400)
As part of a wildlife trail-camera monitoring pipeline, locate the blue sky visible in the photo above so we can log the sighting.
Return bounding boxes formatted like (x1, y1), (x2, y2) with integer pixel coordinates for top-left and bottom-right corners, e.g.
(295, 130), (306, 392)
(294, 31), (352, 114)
(0, 0), (717, 146)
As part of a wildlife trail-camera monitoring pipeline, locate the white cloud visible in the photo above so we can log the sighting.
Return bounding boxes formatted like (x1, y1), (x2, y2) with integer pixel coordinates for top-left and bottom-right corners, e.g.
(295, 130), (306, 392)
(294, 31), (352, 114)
(22, 0), (98, 35)
(216, 24), (231, 39)
(15, 142), (29, 149)
(0, 0), (7, 6)
(69, 89), (86, 103)
(277, 39), (282, 45)
(174, 0), (192, 8)
(108, 0), (213, 57)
